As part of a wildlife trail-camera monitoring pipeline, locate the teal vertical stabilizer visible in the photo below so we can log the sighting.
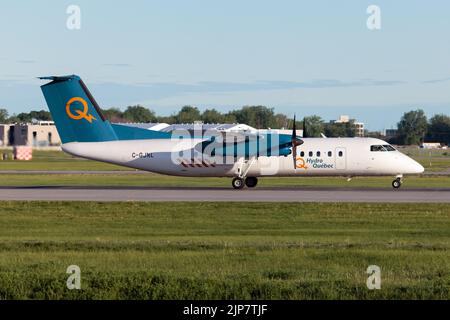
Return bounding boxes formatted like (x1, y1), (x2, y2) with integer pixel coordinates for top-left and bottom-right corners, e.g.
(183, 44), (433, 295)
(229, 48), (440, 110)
(40, 75), (118, 143)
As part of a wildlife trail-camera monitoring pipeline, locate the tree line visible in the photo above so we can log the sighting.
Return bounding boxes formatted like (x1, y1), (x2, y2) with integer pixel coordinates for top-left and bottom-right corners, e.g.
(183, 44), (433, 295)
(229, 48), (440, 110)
(1, 106), (449, 146)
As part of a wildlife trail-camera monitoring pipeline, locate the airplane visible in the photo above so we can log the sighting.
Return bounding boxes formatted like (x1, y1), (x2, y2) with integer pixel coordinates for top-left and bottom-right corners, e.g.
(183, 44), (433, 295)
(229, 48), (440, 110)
(39, 75), (424, 189)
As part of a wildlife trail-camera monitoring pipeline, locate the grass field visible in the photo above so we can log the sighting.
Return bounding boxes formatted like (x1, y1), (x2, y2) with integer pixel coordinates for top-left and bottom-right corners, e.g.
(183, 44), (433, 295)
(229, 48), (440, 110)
(0, 201), (448, 299)
(0, 149), (130, 171)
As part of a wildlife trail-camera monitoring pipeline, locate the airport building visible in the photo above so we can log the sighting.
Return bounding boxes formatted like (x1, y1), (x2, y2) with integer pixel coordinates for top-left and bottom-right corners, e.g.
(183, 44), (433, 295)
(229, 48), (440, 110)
(331, 115), (365, 137)
(0, 121), (61, 148)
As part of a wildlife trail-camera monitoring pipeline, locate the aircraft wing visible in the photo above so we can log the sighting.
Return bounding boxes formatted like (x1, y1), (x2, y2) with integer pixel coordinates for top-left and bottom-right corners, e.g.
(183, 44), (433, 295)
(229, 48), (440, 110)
(195, 130), (294, 158)
(215, 130), (263, 143)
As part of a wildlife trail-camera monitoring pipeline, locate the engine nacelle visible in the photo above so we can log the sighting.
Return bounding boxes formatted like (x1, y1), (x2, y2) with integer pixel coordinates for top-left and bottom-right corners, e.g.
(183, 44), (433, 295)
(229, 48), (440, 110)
(278, 147), (292, 156)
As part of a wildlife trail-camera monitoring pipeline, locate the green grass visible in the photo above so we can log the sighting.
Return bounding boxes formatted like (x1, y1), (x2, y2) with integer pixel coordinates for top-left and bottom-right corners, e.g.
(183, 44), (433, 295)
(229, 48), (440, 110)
(0, 149), (130, 171)
(0, 173), (449, 188)
(0, 201), (449, 299)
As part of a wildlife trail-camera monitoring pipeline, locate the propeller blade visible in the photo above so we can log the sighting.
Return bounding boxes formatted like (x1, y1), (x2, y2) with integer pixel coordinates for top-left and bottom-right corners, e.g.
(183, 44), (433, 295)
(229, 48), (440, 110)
(292, 144), (297, 168)
(292, 114), (296, 140)
(291, 114), (303, 169)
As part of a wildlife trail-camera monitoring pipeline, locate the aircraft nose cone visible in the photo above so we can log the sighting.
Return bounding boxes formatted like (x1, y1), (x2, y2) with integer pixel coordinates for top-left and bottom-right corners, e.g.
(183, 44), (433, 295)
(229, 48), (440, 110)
(410, 159), (424, 174)
(415, 162), (425, 174)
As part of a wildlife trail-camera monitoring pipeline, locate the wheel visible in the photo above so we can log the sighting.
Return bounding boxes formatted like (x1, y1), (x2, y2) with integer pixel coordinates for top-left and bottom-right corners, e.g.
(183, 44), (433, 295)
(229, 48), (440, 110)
(245, 177), (258, 188)
(392, 179), (402, 189)
(232, 177), (244, 189)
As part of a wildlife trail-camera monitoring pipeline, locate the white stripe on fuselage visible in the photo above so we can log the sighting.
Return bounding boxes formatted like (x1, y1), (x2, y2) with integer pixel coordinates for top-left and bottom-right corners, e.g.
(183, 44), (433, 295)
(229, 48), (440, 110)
(62, 137), (424, 177)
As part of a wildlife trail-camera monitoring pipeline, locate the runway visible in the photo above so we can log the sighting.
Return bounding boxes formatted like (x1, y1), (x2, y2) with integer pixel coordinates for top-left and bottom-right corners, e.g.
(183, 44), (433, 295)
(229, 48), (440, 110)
(0, 186), (450, 202)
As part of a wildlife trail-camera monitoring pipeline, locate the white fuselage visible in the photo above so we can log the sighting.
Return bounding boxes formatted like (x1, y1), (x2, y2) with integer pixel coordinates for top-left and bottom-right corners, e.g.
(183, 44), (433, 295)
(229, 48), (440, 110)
(62, 137), (424, 178)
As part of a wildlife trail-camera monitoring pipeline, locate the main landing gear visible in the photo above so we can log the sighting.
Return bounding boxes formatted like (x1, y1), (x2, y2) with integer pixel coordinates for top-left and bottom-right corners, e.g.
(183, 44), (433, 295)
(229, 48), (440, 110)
(232, 157), (258, 189)
(392, 176), (403, 189)
(232, 177), (258, 189)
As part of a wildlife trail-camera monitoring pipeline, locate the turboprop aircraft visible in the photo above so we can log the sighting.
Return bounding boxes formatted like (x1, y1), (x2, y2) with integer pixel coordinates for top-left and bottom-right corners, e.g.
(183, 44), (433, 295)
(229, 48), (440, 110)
(39, 75), (424, 189)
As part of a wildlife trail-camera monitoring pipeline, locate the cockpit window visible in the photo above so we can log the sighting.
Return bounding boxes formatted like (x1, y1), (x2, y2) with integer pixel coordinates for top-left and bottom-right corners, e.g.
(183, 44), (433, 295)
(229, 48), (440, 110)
(383, 144), (396, 151)
(370, 145), (387, 152)
(371, 145), (396, 152)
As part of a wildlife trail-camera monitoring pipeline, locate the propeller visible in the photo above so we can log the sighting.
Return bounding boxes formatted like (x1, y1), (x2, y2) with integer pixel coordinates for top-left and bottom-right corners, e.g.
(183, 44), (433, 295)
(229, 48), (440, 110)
(291, 114), (304, 168)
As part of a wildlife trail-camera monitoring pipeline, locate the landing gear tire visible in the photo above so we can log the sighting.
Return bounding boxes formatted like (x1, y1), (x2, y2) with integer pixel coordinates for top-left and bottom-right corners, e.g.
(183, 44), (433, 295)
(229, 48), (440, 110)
(232, 177), (245, 189)
(245, 177), (258, 188)
(392, 178), (402, 189)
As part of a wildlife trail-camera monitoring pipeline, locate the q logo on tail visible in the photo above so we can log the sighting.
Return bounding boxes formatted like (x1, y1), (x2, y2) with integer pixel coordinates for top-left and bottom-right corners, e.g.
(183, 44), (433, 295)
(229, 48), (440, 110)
(66, 97), (96, 123)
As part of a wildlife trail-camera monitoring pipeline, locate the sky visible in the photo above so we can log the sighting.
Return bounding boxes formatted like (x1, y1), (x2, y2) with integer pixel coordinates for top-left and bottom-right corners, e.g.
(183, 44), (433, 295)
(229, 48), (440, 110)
(0, 0), (449, 130)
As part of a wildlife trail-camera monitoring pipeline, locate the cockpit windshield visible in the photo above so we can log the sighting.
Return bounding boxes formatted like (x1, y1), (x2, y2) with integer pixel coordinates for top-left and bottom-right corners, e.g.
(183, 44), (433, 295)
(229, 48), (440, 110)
(370, 145), (396, 152)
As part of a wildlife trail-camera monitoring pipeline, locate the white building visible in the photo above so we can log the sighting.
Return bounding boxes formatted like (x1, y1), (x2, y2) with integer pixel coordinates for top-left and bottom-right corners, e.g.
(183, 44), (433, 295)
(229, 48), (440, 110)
(0, 121), (61, 148)
(332, 115), (365, 137)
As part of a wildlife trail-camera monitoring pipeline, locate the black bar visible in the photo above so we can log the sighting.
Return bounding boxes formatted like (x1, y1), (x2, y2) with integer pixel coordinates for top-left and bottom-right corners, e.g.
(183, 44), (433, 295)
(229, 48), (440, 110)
(79, 79), (106, 121)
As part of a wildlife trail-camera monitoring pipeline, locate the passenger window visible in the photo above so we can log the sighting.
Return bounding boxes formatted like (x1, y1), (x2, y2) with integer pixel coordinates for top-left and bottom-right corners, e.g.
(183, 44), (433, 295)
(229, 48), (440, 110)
(309, 151), (313, 157)
(338, 151), (343, 157)
(317, 151), (321, 157)
(328, 151), (332, 157)
(300, 151), (304, 157)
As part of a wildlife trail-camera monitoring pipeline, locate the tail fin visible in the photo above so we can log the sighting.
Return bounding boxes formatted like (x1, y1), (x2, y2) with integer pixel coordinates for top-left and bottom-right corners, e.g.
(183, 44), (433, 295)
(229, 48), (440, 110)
(40, 75), (117, 143)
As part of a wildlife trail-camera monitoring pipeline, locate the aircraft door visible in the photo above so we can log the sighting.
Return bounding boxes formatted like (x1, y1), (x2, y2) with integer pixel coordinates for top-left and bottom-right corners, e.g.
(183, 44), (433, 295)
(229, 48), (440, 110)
(335, 147), (346, 170)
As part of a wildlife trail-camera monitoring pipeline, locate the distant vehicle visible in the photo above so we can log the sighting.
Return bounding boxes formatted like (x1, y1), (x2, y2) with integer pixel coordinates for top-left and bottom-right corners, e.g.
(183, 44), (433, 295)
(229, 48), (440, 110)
(420, 142), (443, 149)
(39, 75), (424, 189)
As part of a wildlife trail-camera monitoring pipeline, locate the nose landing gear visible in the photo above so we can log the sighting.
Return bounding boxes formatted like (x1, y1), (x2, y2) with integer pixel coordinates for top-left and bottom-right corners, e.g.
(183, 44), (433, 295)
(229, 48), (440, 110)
(392, 176), (402, 189)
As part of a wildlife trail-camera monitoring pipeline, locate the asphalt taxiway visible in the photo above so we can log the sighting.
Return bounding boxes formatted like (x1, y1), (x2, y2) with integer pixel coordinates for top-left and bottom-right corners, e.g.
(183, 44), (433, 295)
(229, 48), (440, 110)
(0, 186), (449, 202)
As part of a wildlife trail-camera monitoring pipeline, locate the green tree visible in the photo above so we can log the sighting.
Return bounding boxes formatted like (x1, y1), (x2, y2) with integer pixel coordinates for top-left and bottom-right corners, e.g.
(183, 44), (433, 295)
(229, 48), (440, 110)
(123, 105), (156, 123)
(302, 115), (324, 137)
(156, 115), (176, 124)
(0, 108), (9, 123)
(324, 123), (344, 137)
(230, 105), (276, 129)
(427, 114), (450, 145)
(175, 105), (201, 123)
(323, 121), (356, 137)
(16, 112), (32, 122)
(201, 109), (224, 124)
(7, 115), (19, 123)
(273, 113), (289, 129)
(222, 112), (237, 124)
(103, 108), (124, 122)
(397, 109), (428, 145)
(30, 110), (52, 121)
